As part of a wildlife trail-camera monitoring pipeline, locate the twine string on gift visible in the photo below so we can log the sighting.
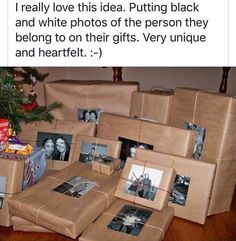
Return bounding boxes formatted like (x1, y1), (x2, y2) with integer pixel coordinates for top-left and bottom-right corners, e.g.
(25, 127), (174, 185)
(192, 90), (201, 124)
(103, 208), (165, 239)
(35, 175), (107, 225)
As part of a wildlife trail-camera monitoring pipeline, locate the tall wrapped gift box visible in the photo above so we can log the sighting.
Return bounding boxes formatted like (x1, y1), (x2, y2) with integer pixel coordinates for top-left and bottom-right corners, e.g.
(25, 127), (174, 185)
(8, 162), (120, 238)
(18, 120), (96, 170)
(44, 80), (139, 120)
(0, 148), (46, 226)
(80, 199), (174, 241)
(169, 87), (236, 215)
(130, 90), (173, 124)
(135, 148), (216, 224)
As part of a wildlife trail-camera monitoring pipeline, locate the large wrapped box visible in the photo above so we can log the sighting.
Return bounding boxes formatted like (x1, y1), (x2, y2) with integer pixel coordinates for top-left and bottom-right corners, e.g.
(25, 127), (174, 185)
(130, 90), (173, 124)
(80, 199), (174, 241)
(45, 80), (139, 121)
(97, 113), (195, 165)
(0, 148), (46, 226)
(115, 158), (175, 211)
(8, 162), (120, 238)
(135, 148), (216, 224)
(12, 216), (52, 233)
(169, 87), (236, 215)
(18, 120), (96, 170)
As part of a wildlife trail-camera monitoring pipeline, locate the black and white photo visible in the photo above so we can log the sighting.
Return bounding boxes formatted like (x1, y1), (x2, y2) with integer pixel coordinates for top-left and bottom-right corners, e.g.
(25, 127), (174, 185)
(124, 164), (163, 201)
(107, 205), (152, 236)
(79, 141), (108, 164)
(169, 174), (191, 206)
(78, 108), (101, 123)
(184, 122), (206, 159)
(37, 132), (72, 161)
(53, 176), (98, 198)
(0, 194), (3, 209)
(118, 137), (153, 167)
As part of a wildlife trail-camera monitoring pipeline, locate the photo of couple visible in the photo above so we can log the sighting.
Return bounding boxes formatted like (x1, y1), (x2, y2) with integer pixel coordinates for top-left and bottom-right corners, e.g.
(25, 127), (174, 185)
(124, 164), (164, 201)
(37, 132), (72, 161)
(78, 109), (101, 123)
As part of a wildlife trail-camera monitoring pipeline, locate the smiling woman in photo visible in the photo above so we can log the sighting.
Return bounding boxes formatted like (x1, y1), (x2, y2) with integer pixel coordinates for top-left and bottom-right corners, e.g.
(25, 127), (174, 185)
(54, 136), (70, 161)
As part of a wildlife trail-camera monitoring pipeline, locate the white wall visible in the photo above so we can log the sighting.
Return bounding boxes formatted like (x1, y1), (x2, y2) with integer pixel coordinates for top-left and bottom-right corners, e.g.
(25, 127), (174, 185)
(28, 67), (236, 105)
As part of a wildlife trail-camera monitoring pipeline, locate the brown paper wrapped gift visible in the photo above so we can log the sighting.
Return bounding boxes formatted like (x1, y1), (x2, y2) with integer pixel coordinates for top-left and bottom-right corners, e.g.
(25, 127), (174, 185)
(72, 135), (121, 163)
(18, 120), (96, 170)
(135, 148), (216, 224)
(92, 158), (121, 175)
(130, 90), (173, 124)
(169, 87), (236, 215)
(80, 199), (174, 241)
(115, 158), (176, 211)
(12, 216), (52, 233)
(45, 80), (139, 120)
(97, 113), (195, 158)
(0, 156), (25, 226)
(8, 162), (120, 238)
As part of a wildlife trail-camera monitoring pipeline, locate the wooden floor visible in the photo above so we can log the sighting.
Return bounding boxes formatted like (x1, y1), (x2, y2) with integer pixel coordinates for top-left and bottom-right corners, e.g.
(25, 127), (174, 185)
(1, 189), (235, 241)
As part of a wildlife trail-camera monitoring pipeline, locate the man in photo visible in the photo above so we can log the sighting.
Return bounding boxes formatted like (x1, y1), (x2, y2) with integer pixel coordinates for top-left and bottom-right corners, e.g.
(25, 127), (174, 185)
(85, 146), (96, 164)
(81, 109), (90, 122)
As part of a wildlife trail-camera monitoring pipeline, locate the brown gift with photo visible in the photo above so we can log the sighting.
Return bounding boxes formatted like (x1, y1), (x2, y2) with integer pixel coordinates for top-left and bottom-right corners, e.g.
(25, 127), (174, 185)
(8, 162), (120, 239)
(18, 120), (96, 170)
(72, 135), (121, 175)
(45, 80), (139, 120)
(80, 199), (174, 241)
(130, 90), (173, 124)
(115, 158), (176, 211)
(0, 157), (25, 226)
(97, 112), (195, 160)
(135, 148), (216, 224)
(169, 87), (236, 215)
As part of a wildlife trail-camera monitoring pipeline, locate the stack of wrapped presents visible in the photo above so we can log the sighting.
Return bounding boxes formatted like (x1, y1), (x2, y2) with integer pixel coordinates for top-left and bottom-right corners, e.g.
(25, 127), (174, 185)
(0, 81), (236, 240)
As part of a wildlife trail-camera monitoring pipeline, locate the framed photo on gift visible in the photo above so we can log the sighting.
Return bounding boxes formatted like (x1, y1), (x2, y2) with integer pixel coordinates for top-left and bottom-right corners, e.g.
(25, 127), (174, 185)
(115, 158), (175, 210)
(79, 141), (108, 164)
(37, 132), (72, 162)
(118, 137), (153, 167)
(72, 135), (121, 165)
(107, 204), (153, 236)
(78, 108), (102, 124)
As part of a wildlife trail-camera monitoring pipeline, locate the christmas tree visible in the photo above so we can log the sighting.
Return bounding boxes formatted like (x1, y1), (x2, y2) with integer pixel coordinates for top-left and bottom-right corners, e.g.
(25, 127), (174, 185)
(0, 68), (62, 134)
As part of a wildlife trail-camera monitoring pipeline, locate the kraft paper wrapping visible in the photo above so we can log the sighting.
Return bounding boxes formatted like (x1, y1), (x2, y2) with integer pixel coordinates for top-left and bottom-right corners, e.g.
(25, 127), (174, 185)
(80, 199), (174, 241)
(115, 158), (176, 211)
(8, 162), (120, 239)
(18, 120), (96, 170)
(97, 113), (195, 158)
(92, 159), (121, 176)
(135, 148), (216, 224)
(72, 135), (122, 161)
(0, 157), (25, 226)
(130, 90), (173, 124)
(169, 87), (236, 215)
(12, 216), (52, 233)
(44, 80), (139, 120)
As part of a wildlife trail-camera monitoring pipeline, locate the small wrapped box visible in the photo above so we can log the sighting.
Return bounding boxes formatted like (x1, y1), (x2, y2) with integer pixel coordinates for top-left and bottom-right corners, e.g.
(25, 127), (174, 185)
(18, 120), (96, 170)
(115, 158), (175, 211)
(130, 90), (173, 124)
(169, 87), (236, 215)
(97, 113), (195, 161)
(135, 148), (216, 224)
(8, 162), (120, 238)
(0, 147), (46, 226)
(92, 157), (121, 175)
(80, 199), (174, 241)
(45, 80), (139, 120)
